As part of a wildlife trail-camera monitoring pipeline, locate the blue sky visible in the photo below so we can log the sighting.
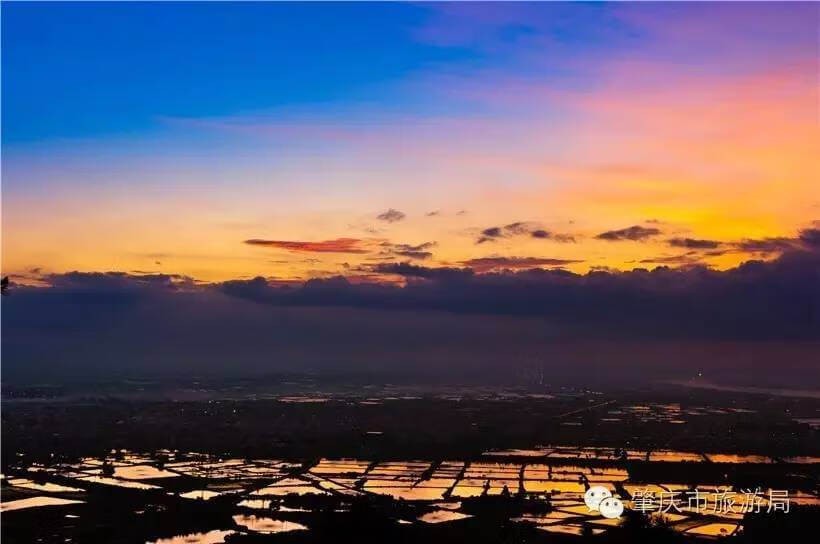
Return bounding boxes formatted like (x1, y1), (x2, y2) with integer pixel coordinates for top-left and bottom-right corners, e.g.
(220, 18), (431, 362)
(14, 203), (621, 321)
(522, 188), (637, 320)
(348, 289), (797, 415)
(2, 2), (470, 142)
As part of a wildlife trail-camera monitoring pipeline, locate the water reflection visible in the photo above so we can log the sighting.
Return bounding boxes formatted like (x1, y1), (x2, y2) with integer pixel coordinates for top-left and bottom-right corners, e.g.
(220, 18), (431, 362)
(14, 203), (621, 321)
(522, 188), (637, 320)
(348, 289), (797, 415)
(179, 490), (222, 500)
(417, 510), (472, 524)
(0, 496), (83, 512)
(78, 475), (161, 490)
(146, 529), (235, 544)
(114, 465), (180, 480)
(232, 514), (308, 533)
(7, 478), (84, 492)
(684, 522), (740, 537)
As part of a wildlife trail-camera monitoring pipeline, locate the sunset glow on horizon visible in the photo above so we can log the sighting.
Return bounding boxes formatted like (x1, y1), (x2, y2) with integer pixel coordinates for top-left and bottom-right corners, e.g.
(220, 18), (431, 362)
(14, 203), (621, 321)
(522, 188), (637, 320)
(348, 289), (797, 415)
(3, 2), (818, 284)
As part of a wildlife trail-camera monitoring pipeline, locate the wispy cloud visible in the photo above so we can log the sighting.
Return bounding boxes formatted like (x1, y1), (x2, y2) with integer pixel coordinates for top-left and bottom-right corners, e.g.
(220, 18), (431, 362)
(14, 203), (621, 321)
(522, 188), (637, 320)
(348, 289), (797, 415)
(667, 238), (721, 249)
(734, 237), (798, 254)
(475, 221), (575, 244)
(376, 208), (406, 223)
(596, 225), (661, 242)
(639, 252), (704, 265)
(461, 256), (582, 273)
(369, 262), (473, 281)
(244, 238), (369, 254)
(380, 241), (437, 260)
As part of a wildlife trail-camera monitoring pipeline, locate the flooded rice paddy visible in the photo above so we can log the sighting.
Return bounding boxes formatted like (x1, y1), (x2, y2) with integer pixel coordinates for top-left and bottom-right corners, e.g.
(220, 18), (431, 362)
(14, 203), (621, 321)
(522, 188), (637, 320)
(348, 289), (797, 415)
(2, 446), (817, 542)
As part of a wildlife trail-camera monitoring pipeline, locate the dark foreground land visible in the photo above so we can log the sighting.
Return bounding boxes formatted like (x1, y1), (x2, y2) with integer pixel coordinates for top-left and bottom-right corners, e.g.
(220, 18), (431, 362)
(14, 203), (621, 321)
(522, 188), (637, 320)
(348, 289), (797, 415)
(2, 378), (818, 542)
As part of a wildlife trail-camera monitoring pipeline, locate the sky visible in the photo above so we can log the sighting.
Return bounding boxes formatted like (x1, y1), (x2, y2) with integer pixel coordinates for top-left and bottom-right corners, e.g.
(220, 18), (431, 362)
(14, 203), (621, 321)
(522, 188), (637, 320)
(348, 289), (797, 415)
(1, 2), (818, 385)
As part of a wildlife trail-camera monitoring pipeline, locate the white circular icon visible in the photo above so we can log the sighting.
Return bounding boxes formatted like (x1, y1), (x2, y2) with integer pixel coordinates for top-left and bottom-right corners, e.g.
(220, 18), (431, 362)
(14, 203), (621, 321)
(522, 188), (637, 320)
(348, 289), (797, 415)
(584, 485), (612, 511)
(598, 496), (625, 519)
